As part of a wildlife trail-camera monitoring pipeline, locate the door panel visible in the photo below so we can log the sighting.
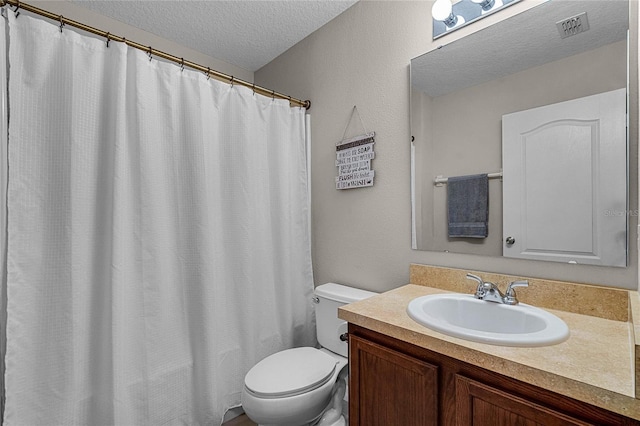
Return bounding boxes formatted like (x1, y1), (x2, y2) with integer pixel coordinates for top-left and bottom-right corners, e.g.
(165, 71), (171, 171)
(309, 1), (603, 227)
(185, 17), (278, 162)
(502, 88), (627, 266)
(455, 375), (594, 426)
(348, 335), (438, 426)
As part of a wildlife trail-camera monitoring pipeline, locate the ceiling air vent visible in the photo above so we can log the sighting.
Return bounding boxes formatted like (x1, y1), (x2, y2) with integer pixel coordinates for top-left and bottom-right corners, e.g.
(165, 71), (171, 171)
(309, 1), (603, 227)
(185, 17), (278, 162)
(556, 12), (590, 39)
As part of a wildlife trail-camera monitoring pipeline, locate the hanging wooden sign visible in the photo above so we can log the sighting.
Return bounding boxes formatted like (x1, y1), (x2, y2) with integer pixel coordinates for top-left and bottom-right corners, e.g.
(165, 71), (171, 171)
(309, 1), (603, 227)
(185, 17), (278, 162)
(336, 106), (375, 190)
(335, 132), (375, 189)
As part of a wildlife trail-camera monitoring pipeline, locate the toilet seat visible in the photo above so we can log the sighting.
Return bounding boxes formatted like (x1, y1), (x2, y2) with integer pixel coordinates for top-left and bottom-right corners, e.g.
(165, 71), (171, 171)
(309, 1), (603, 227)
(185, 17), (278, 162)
(244, 347), (337, 398)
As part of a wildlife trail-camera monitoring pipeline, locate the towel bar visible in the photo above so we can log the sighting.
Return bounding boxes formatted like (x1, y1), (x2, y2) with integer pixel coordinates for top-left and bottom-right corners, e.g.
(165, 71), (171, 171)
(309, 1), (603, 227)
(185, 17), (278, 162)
(434, 171), (503, 186)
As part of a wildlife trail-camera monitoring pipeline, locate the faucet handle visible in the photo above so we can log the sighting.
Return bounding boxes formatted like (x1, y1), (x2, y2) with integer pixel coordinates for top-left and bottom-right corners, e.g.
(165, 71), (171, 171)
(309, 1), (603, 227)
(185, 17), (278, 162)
(466, 273), (486, 298)
(466, 273), (483, 286)
(504, 280), (528, 305)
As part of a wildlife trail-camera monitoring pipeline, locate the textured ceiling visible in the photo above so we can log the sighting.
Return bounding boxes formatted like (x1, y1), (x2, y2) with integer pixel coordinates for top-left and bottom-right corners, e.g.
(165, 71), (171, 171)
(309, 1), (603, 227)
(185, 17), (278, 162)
(412, 0), (629, 97)
(70, 0), (358, 72)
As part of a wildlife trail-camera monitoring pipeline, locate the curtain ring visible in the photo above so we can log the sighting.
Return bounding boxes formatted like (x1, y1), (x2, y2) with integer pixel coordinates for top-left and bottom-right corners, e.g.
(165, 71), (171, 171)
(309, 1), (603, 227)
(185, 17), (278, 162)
(180, 58), (184, 72)
(58, 15), (65, 33)
(105, 32), (111, 48)
(230, 76), (234, 88)
(271, 90), (275, 100)
(13, 0), (20, 18)
(147, 46), (153, 62)
(252, 83), (256, 96)
(206, 67), (211, 80)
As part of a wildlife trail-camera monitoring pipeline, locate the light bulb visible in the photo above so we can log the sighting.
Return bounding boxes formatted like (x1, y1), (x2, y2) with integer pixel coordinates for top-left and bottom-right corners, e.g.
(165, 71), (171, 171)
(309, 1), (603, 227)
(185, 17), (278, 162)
(432, 0), (458, 27)
(432, 0), (453, 21)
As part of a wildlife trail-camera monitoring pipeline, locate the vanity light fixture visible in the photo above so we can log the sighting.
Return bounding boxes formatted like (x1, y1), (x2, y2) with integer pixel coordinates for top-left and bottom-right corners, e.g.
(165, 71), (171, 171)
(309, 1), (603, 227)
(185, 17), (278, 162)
(432, 0), (524, 39)
(471, 0), (500, 13)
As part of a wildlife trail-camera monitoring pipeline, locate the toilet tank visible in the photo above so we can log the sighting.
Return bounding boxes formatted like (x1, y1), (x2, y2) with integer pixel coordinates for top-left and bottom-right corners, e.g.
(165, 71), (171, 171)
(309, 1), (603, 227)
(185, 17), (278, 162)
(314, 283), (377, 358)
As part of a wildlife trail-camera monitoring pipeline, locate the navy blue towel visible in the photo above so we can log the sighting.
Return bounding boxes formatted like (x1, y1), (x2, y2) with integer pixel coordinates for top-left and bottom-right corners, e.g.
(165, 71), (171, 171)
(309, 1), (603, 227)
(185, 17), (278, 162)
(447, 174), (489, 238)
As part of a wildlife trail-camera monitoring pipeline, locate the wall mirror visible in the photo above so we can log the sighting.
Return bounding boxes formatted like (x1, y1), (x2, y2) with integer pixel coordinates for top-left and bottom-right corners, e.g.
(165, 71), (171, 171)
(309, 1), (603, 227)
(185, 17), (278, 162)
(411, 0), (634, 267)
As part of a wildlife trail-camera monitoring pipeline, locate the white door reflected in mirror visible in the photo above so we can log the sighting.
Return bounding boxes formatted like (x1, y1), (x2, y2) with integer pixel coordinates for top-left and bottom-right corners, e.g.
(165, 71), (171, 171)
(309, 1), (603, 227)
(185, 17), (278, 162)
(502, 88), (627, 267)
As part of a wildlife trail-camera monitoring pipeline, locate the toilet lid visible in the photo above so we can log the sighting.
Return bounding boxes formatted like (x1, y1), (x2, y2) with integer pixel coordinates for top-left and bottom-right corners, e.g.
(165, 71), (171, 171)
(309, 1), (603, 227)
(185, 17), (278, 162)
(245, 347), (337, 398)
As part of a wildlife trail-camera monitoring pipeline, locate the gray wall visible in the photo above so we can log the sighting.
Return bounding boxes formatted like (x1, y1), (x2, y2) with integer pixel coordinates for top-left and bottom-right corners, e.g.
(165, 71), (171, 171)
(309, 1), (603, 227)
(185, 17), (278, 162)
(256, 0), (639, 292)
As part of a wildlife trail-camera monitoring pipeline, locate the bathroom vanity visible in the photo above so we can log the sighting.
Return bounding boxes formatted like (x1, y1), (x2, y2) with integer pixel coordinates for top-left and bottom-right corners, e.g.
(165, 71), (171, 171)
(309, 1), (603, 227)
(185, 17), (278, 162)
(339, 265), (640, 425)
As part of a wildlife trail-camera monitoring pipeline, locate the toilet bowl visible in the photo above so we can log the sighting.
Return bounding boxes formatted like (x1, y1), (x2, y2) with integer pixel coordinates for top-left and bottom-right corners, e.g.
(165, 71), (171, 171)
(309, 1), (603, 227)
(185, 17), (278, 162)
(242, 347), (347, 426)
(241, 283), (377, 426)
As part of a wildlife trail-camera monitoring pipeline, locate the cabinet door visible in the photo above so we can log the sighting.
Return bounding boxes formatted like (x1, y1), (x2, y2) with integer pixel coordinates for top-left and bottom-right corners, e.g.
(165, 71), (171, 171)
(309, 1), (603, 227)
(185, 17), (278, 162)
(349, 335), (438, 426)
(456, 375), (594, 426)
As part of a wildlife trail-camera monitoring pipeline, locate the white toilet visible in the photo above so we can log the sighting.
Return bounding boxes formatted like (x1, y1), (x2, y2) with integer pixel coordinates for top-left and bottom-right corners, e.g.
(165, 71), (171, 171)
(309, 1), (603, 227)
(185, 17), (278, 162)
(241, 283), (377, 426)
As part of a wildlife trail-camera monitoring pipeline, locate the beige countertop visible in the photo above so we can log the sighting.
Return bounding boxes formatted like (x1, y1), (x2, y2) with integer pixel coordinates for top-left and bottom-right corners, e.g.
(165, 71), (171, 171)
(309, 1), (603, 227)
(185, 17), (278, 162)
(339, 283), (640, 420)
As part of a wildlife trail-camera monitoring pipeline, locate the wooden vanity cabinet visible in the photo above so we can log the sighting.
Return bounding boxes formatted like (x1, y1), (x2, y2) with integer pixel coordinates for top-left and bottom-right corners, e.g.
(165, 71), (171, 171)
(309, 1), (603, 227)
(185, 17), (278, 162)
(455, 375), (593, 425)
(348, 324), (639, 426)
(348, 332), (438, 425)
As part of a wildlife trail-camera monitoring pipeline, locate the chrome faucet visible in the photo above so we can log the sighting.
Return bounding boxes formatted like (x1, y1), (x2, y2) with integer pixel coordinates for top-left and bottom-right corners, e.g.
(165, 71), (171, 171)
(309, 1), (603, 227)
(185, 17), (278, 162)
(466, 273), (528, 305)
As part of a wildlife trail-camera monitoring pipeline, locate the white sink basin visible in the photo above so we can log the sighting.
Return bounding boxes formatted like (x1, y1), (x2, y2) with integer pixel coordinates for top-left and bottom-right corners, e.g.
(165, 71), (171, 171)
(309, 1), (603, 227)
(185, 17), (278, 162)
(407, 293), (569, 347)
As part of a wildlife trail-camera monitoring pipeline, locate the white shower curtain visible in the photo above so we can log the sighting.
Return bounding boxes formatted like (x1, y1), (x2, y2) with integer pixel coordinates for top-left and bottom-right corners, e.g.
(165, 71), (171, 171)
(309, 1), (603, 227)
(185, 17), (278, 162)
(2, 12), (315, 426)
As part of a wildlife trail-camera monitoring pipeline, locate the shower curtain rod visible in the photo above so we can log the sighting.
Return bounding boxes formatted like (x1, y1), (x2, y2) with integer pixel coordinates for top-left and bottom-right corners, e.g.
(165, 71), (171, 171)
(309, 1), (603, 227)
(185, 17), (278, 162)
(0, 0), (311, 110)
